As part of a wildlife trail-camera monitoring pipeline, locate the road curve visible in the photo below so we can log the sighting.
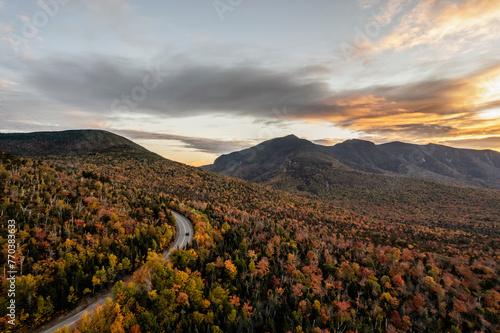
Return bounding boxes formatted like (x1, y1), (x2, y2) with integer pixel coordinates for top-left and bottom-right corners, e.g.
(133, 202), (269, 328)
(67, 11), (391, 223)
(37, 210), (193, 333)
(168, 210), (194, 254)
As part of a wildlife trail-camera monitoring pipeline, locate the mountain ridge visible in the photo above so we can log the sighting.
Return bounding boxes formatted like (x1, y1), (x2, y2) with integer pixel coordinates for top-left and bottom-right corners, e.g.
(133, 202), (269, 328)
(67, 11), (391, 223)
(2, 129), (499, 189)
(204, 134), (500, 189)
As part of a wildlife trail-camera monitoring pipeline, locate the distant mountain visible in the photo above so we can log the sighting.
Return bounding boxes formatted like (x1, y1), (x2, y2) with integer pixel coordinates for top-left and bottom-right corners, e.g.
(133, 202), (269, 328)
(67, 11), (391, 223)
(206, 134), (347, 183)
(379, 141), (500, 188)
(203, 135), (500, 190)
(0, 130), (160, 159)
(327, 139), (406, 173)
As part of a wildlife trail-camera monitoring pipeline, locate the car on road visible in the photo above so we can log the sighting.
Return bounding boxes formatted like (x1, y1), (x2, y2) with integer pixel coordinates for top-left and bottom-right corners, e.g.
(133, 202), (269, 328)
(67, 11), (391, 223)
(185, 232), (190, 236)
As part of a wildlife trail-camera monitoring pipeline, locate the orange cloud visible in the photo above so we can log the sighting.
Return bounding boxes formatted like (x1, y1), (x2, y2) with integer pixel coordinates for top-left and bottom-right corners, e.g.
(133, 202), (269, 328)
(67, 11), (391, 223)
(443, 136), (500, 151)
(372, 0), (500, 53)
(298, 64), (500, 147)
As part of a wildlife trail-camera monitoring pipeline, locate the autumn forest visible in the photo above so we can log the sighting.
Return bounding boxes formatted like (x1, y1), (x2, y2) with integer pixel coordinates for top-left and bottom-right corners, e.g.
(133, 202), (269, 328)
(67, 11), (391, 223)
(0, 134), (499, 333)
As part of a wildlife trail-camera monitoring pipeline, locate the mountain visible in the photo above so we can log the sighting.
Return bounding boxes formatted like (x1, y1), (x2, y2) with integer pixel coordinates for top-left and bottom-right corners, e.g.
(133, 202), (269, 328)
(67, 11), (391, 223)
(327, 139), (408, 173)
(203, 134), (500, 243)
(2, 130), (499, 333)
(204, 135), (500, 190)
(0, 129), (160, 159)
(379, 141), (500, 188)
(205, 134), (347, 183)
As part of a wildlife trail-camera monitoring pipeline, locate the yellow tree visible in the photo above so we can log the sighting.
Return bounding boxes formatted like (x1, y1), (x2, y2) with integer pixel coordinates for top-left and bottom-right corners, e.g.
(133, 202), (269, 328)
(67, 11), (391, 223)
(224, 259), (237, 279)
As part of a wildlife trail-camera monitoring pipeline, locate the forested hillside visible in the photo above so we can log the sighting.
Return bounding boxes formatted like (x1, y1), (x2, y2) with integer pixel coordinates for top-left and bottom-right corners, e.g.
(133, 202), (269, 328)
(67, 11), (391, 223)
(204, 135), (500, 236)
(0, 130), (158, 159)
(1, 139), (499, 332)
(0, 152), (176, 331)
(18, 152), (498, 332)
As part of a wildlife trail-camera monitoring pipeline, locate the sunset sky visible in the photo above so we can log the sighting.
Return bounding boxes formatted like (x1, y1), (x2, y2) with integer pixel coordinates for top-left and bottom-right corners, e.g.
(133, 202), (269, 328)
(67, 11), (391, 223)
(1, 0), (500, 165)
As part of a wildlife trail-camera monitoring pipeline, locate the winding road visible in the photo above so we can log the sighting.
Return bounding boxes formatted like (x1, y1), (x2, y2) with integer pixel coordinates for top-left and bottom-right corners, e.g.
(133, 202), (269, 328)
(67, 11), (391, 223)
(168, 210), (194, 254)
(36, 210), (193, 333)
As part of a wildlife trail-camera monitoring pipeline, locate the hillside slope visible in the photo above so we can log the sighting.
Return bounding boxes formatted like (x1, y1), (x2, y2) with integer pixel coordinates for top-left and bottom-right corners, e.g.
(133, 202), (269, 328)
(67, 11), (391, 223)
(56, 144), (500, 332)
(1, 130), (499, 333)
(0, 130), (160, 159)
(204, 135), (500, 231)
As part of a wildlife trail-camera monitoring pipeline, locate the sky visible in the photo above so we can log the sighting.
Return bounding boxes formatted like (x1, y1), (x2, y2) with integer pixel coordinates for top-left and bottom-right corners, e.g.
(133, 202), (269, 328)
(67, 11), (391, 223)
(1, 0), (500, 165)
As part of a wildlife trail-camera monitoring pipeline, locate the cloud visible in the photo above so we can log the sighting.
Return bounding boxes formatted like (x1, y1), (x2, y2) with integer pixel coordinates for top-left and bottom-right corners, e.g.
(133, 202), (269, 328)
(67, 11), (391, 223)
(0, 23), (13, 34)
(23, 55), (332, 118)
(114, 129), (252, 154)
(371, 123), (454, 136)
(316, 63), (500, 138)
(64, 0), (156, 47)
(72, 0), (131, 23)
(13, 54), (500, 147)
(25, 56), (146, 110)
(357, 0), (380, 9)
(372, 0), (500, 53)
(372, 0), (414, 26)
(252, 118), (290, 129)
(443, 136), (500, 151)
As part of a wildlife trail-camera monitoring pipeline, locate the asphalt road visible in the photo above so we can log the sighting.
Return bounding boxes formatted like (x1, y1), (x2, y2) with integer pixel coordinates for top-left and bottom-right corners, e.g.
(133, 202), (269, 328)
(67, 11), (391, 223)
(37, 210), (193, 333)
(168, 210), (194, 254)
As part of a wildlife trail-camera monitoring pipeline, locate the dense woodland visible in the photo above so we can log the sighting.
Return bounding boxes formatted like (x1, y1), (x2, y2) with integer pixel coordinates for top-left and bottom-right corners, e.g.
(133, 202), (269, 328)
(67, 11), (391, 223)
(1, 150), (499, 332)
(274, 165), (500, 246)
(0, 152), (176, 331)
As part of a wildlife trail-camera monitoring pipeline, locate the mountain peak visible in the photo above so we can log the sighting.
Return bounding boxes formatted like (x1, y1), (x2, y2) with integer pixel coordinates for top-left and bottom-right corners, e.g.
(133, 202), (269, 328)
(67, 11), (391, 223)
(204, 134), (337, 180)
(257, 134), (314, 150)
(269, 134), (302, 143)
(338, 139), (376, 147)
